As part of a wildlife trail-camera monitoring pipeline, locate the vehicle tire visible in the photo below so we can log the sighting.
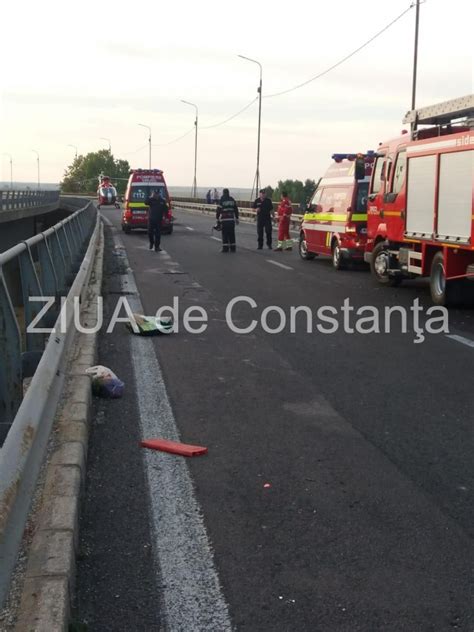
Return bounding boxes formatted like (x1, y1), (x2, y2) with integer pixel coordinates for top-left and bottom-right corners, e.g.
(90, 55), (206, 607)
(370, 241), (401, 286)
(430, 251), (463, 306)
(168, 224), (173, 235)
(299, 234), (315, 260)
(123, 225), (132, 234)
(331, 240), (346, 270)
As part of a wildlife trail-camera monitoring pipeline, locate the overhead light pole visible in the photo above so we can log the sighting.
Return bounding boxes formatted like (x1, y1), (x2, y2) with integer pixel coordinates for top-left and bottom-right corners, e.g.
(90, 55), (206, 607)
(411, 0), (421, 136)
(138, 124), (152, 169)
(181, 100), (198, 198)
(3, 153), (13, 188)
(238, 54), (262, 200)
(68, 144), (78, 160)
(101, 137), (112, 153)
(32, 150), (40, 189)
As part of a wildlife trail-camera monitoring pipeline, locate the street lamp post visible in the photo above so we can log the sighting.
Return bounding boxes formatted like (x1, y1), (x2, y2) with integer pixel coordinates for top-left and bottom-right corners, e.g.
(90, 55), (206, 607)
(410, 0), (421, 136)
(32, 150), (40, 189)
(101, 137), (112, 153)
(181, 100), (198, 198)
(68, 144), (78, 160)
(138, 124), (152, 169)
(3, 153), (13, 188)
(238, 54), (262, 200)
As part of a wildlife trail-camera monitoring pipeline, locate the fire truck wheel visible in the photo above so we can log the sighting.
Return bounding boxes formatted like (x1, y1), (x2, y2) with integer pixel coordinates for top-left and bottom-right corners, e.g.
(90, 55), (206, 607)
(430, 251), (463, 306)
(370, 242), (400, 285)
(298, 234), (315, 260)
(331, 241), (346, 270)
(123, 225), (131, 234)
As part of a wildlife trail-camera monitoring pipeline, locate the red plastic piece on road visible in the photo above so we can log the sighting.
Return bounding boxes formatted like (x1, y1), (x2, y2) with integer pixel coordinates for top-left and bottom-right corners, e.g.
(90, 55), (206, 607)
(140, 438), (208, 457)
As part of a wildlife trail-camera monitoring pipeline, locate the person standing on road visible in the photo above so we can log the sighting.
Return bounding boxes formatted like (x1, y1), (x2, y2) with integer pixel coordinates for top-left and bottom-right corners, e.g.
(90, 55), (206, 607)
(275, 191), (293, 251)
(216, 188), (239, 252)
(145, 189), (168, 252)
(213, 188), (220, 203)
(253, 188), (274, 250)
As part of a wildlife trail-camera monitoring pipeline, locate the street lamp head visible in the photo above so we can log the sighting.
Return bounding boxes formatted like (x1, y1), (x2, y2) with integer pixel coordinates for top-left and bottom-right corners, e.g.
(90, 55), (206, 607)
(100, 137), (111, 151)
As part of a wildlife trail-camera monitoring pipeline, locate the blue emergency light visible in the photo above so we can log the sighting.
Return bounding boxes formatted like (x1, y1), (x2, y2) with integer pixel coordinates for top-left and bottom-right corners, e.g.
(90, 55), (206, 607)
(332, 151), (376, 162)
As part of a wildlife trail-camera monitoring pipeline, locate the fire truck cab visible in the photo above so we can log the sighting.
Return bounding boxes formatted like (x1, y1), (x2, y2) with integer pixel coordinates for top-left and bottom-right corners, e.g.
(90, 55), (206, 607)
(122, 168), (173, 235)
(299, 152), (375, 269)
(365, 95), (474, 305)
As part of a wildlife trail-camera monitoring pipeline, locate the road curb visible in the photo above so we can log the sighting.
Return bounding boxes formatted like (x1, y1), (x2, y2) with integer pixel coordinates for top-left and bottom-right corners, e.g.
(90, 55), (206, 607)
(13, 221), (104, 632)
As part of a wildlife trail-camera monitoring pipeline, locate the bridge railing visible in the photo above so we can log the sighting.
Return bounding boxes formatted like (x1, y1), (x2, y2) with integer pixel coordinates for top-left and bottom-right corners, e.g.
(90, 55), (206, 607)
(0, 190), (60, 212)
(0, 199), (100, 605)
(0, 200), (96, 435)
(171, 198), (304, 229)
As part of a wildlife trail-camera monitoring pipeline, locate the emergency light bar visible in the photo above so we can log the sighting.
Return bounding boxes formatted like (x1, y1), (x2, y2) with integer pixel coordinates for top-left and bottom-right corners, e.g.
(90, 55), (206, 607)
(130, 169), (163, 174)
(332, 151), (376, 163)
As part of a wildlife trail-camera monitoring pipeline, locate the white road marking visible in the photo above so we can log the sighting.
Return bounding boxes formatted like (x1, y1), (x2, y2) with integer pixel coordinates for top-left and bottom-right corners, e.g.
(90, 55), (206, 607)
(266, 259), (294, 271)
(210, 236), (221, 242)
(109, 231), (231, 631)
(446, 334), (474, 349)
(186, 226), (195, 231)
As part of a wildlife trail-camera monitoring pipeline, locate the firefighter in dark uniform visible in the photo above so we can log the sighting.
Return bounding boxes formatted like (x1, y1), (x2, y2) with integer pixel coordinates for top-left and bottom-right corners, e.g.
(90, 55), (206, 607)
(253, 188), (274, 249)
(145, 190), (168, 252)
(216, 188), (239, 252)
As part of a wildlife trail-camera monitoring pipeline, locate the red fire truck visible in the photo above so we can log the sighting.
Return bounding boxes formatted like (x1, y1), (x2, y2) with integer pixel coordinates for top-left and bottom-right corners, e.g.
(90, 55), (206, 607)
(299, 152), (375, 268)
(121, 168), (174, 234)
(364, 95), (474, 305)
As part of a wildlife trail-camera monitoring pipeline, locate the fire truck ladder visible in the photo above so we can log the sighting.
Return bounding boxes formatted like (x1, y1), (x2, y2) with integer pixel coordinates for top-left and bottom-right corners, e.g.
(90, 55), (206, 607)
(403, 94), (474, 135)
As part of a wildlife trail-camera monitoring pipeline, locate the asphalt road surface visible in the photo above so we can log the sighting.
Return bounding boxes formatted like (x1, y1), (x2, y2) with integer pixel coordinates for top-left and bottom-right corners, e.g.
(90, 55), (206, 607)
(75, 205), (474, 632)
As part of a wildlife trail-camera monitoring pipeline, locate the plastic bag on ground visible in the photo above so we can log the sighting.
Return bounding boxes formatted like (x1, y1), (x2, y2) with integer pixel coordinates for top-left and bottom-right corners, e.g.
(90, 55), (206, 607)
(85, 365), (124, 398)
(127, 313), (174, 336)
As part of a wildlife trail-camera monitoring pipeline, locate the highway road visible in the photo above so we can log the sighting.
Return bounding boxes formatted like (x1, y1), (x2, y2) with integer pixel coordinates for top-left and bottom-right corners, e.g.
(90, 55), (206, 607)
(75, 205), (474, 631)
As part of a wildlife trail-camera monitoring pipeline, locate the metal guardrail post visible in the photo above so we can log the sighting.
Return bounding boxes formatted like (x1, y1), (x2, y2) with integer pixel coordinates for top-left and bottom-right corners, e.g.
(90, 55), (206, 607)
(56, 224), (73, 274)
(19, 245), (45, 353)
(48, 231), (67, 295)
(37, 239), (59, 305)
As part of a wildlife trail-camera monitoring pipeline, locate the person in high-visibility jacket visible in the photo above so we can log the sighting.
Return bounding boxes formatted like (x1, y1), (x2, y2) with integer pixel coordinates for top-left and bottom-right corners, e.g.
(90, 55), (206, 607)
(275, 191), (293, 251)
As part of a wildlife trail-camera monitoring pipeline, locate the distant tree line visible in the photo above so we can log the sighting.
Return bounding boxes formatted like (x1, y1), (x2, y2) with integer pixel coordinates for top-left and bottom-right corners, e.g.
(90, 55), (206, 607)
(61, 150), (130, 194)
(262, 179), (318, 205)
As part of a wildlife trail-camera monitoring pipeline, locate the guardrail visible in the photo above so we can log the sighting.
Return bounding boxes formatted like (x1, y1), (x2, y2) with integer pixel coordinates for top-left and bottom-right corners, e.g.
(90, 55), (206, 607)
(171, 199), (304, 230)
(0, 200), (99, 606)
(0, 190), (60, 212)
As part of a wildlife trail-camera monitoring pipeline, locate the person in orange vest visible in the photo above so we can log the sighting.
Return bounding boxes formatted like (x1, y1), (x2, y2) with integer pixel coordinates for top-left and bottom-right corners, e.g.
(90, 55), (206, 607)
(275, 191), (293, 251)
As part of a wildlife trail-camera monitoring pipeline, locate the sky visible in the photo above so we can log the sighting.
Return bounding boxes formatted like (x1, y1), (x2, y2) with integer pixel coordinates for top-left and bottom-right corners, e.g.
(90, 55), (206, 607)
(0, 0), (472, 190)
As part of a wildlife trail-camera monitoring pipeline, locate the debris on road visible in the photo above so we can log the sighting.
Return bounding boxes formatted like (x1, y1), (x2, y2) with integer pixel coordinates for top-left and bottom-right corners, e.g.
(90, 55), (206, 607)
(127, 313), (174, 336)
(140, 438), (208, 457)
(86, 365), (124, 398)
(263, 483), (271, 488)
